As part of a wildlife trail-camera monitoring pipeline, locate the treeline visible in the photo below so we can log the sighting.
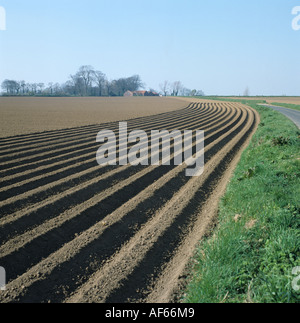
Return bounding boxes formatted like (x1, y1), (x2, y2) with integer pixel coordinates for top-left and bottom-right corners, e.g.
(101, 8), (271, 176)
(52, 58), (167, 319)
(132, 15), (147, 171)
(1, 66), (143, 97)
(1, 65), (205, 97)
(159, 80), (204, 97)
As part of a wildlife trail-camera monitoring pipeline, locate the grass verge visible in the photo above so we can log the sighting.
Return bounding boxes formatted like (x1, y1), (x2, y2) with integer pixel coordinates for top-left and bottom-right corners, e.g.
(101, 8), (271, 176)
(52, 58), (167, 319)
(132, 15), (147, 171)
(271, 103), (300, 112)
(183, 102), (300, 303)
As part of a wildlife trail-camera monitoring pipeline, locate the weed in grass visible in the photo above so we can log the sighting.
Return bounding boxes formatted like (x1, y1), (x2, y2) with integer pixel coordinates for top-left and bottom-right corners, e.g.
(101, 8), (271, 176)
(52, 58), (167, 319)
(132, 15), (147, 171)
(272, 136), (291, 147)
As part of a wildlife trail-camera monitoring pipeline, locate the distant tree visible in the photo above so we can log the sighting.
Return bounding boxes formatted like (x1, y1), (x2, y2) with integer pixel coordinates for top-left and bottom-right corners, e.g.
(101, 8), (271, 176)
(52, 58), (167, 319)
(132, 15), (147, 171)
(171, 81), (183, 96)
(181, 88), (204, 97)
(1, 67), (144, 97)
(159, 81), (169, 96)
(244, 87), (250, 97)
(20, 81), (26, 94)
(93, 70), (106, 96)
(1, 79), (10, 93)
(48, 82), (54, 95)
(53, 83), (62, 96)
(181, 88), (192, 96)
(111, 78), (127, 96)
(126, 75), (144, 92)
(61, 81), (75, 96)
(15, 81), (21, 94)
(74, 65), (95, 96)
(110, 75), (143, 96)
(196, 90), (205, 96)
(1, 79), (20, 94)
(105, 80), (113, 97)
(70, 74), (85, 96)
(31, 83), (38, 95)
(37, 83), (45, 94)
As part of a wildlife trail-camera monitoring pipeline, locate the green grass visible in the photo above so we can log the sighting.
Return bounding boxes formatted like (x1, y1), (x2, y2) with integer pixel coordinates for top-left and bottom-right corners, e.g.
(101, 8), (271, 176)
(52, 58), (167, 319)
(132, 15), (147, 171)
(183, 102), (300, 303)
(271, 103), (300, 112)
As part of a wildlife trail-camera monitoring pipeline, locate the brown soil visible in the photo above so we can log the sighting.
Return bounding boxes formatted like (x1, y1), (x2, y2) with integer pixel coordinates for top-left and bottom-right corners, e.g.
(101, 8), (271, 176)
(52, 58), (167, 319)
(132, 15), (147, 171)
(0, 97), (188, 138)
(0, 99), (259, 303)
(223, 97), (300, 105)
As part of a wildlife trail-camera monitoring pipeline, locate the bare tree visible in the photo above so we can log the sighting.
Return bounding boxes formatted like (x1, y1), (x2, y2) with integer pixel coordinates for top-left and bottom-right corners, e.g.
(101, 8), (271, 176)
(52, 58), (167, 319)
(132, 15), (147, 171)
(70, 74), (85, 96)
(31, 83), (38, 94)
(1, 80), (21, 94)
(182, 88), (192, 96)
(171, 81), (183, 96)
(159, 81), (169, 96)
(1, 80), (11, 93)
(1, 67), (145, 97)
(75, 65), (95, 96)
(48, 82), (54, 95)
(53, 83), (62, 96)
(20, 81), (26, 94)
(93, 70), (106, 96)
(126, 75), (144, 91)
(37, 83), (45, 94)
(196, 90), (205, 96)
(110, 75), (143, 96)
(105, 79), (113, 97)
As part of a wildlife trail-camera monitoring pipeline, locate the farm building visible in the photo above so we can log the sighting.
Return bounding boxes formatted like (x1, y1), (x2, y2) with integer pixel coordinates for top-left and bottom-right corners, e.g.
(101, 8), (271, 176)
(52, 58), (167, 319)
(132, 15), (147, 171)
(124, 90), (159, 97)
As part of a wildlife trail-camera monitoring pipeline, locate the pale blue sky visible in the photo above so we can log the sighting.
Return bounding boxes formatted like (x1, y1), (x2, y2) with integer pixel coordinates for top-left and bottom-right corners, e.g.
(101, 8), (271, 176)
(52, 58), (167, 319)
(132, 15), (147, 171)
(0, 0), (299, 95)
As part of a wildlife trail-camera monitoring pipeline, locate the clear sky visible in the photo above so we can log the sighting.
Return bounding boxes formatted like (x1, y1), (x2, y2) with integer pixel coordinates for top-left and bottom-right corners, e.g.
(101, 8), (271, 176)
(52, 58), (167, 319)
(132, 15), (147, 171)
(0, 0), (299, 95)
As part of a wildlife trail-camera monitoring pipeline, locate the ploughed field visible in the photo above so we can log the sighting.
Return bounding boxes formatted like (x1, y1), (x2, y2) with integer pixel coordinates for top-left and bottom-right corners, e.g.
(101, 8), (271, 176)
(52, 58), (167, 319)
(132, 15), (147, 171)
(0, 99), (259, 303)
(0, 97), (188, 137)
(223, 96), (300, 105)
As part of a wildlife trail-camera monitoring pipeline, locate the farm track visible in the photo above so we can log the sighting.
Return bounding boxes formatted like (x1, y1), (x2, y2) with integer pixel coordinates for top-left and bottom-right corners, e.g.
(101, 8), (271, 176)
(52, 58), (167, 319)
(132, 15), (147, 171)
(0, 101), (259, 303)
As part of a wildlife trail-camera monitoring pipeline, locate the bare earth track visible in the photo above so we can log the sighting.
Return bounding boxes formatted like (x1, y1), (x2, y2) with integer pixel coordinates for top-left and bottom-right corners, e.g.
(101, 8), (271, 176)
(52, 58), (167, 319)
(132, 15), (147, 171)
(0, 100), (259, 303)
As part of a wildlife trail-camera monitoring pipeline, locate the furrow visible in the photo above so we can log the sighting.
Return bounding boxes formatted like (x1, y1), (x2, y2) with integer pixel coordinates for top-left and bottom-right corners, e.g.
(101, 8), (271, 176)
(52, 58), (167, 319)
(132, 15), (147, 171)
(0, 103), (228, 200)
(0, 103), (235, 220)
(0, 103), (197, 152)
(0, 102), (197, 148)
(0, 104), (199, 158)
(65, 107), (254, 303)
(0, 102), (259, 304)
(0, 102), (246, 300)
(0, 104), (215, 172)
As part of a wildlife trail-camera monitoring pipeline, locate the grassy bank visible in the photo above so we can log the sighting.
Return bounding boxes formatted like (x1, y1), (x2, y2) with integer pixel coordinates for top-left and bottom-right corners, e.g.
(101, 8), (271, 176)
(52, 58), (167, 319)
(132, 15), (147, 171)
(183, 102), (300, 303)
(271, 103), (300, 112)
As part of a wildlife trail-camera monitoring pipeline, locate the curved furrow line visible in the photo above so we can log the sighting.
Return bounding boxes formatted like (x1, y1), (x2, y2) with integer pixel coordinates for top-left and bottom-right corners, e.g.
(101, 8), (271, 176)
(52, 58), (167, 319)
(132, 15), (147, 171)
(0, 102), (253, 304)
(0, 104), (230, 202)
(1, 104), (239, 270)
(15, 106), (248, 300)
(0, 103), (215, 170)
(145, 108), (259, 303)
(0, 103), (197, 150)
(0, 105), (238, 245)
(0, 103), (199, 157)
(0, 102), (259, 304)
(0, 104), (236, 219)
(0, 104), (238, 245)
(65, 106), (256, 303)
(0, 103), (225, 183)
(0, 105), (211, 162)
